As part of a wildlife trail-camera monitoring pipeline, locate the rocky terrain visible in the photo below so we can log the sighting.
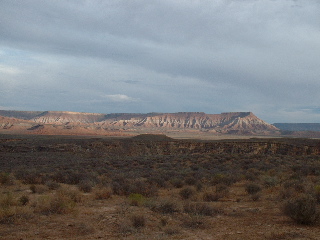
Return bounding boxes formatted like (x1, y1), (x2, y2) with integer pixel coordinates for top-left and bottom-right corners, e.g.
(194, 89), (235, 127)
(0, 110), (279, 136)
(0, 134), (319, 160)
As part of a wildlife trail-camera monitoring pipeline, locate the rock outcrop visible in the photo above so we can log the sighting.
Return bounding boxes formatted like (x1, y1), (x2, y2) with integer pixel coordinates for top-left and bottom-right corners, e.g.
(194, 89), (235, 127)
(101, 112), (278, 133)
(0, 110), (279, 135)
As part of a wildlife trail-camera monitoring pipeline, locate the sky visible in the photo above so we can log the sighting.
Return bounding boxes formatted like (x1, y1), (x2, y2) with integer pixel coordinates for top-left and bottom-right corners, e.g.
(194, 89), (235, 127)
(0, 0), (320, 123)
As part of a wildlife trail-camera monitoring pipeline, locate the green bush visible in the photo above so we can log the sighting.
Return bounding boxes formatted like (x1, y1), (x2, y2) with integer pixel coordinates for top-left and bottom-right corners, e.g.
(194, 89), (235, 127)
(128, 193), (145, 206)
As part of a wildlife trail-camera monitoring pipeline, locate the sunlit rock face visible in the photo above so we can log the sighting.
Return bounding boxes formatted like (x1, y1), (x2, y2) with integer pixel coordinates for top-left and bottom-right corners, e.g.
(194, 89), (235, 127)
(0, 110), (279, 135)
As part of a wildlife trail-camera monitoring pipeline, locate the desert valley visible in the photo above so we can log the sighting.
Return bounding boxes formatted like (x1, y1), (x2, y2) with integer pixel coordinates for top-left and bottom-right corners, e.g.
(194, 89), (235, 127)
(1, 110), (320, 239)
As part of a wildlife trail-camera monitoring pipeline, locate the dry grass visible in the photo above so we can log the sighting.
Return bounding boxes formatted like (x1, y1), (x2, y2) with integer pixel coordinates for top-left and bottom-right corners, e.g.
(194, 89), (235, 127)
(1, 135), (320, 239)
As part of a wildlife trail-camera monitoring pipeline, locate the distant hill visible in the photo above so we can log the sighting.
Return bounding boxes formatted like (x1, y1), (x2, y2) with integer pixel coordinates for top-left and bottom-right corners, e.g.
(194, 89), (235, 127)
(0, 110), (279, 136)
(273, 123), (320, 132)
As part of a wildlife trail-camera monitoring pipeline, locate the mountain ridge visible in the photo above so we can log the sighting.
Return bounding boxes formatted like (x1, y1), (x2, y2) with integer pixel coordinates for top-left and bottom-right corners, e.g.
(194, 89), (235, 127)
(0, 110), (279, 136)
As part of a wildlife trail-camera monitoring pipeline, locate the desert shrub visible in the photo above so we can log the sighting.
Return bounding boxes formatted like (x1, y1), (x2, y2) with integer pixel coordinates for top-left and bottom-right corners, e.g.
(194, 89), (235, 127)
(0, 193), (16, 208)
(0, 172), (15, 185)
(263, 175), (279, 188)
(130, 214), (146, 228)
(196, 182), (203, 191)
(150, 199), (180, 214)
(183, 202), (220, 216)
(111, 177), (131, 195)
(112, 178), (158, 197)
(94, 187), (112, 200)
(133, 179), (158, 197)
(251, 193), (261, 201)
(179, 187), (195, 200)
(78, 180), (94, 193)
(164, 226), (181, 235)
(73, 222), (95, 236)
(148, 175), (167, 188)
(279, 188), (296, 200)
(63, 188), (82, 203)
(0, 193), (32, 224)
(283, 194), (319, 225)
(0, 207), (17, 224)
(283, 179), (304, 191)
(185, 177), (197, 185)
(181, 215), (208, 229)
(314, 185), (320, 203)
(245, 168), (261, 181)
(160, 217), (169, 226)
(15, 169), (43, 184)
(245, 183), (262, 195)
(170, 178), (184, 188)
(216, 183), (229, 196)
(211, 173), (226, 185)
(45, 180), (61, 190)
(30, 184), (49, 194)
(35, 189), (78, 215)
(128, 193), (145, 206)
(64, 170), (98, 185)
(19, 195), (29, 206)
(0, 205), (32, 224)
(203, 191), (220, 202)
(211, 173), (238, 186)
(116, 219), (134, 236)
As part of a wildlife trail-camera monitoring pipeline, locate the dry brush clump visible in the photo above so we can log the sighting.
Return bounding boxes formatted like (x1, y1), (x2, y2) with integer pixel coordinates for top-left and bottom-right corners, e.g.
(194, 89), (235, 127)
(33, 187), (81, 215)
(30, 184), (49, 194)
(181, 215), (209, 230)
(93, 187), (112, 200)
(245, 183), (262, 195)
(148, 198), (181, 214)
(130, 214), (146, 229)
(183, 202), (221, 217)
(0, 172), (15, 185)
(0, 192), (33, 224)
(283, 194), (319, 225)
(202, 184), (229, 202)
(179, 186), (195, 200)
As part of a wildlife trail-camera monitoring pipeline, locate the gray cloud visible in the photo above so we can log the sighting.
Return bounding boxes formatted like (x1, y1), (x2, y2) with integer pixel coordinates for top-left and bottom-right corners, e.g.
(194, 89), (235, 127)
(0, 0), (320, 122)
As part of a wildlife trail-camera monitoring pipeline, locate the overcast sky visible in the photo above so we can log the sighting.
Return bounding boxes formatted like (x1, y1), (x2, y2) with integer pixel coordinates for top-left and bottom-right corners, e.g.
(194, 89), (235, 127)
(0, 0), (319, 123)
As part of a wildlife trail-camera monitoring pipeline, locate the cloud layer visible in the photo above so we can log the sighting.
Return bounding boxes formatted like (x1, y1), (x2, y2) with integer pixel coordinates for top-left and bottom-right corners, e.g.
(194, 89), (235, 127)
(1, 0), (320, 123)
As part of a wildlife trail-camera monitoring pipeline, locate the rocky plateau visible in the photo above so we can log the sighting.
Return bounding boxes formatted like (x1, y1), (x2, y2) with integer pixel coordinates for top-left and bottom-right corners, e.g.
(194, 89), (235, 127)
(0, 110), (281, 136)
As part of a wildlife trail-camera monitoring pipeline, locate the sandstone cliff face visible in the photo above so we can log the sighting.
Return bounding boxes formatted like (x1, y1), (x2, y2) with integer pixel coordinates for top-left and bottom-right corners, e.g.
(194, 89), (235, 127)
(30, 111), (106, 124)
(0, 110), (278, 134)
(101, 112), (278, 133)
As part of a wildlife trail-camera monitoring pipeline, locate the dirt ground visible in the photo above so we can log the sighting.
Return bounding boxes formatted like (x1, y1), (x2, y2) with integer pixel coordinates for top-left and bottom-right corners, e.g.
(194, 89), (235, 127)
(1, 134), (320, 239)
(1, 182), (320, 240)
